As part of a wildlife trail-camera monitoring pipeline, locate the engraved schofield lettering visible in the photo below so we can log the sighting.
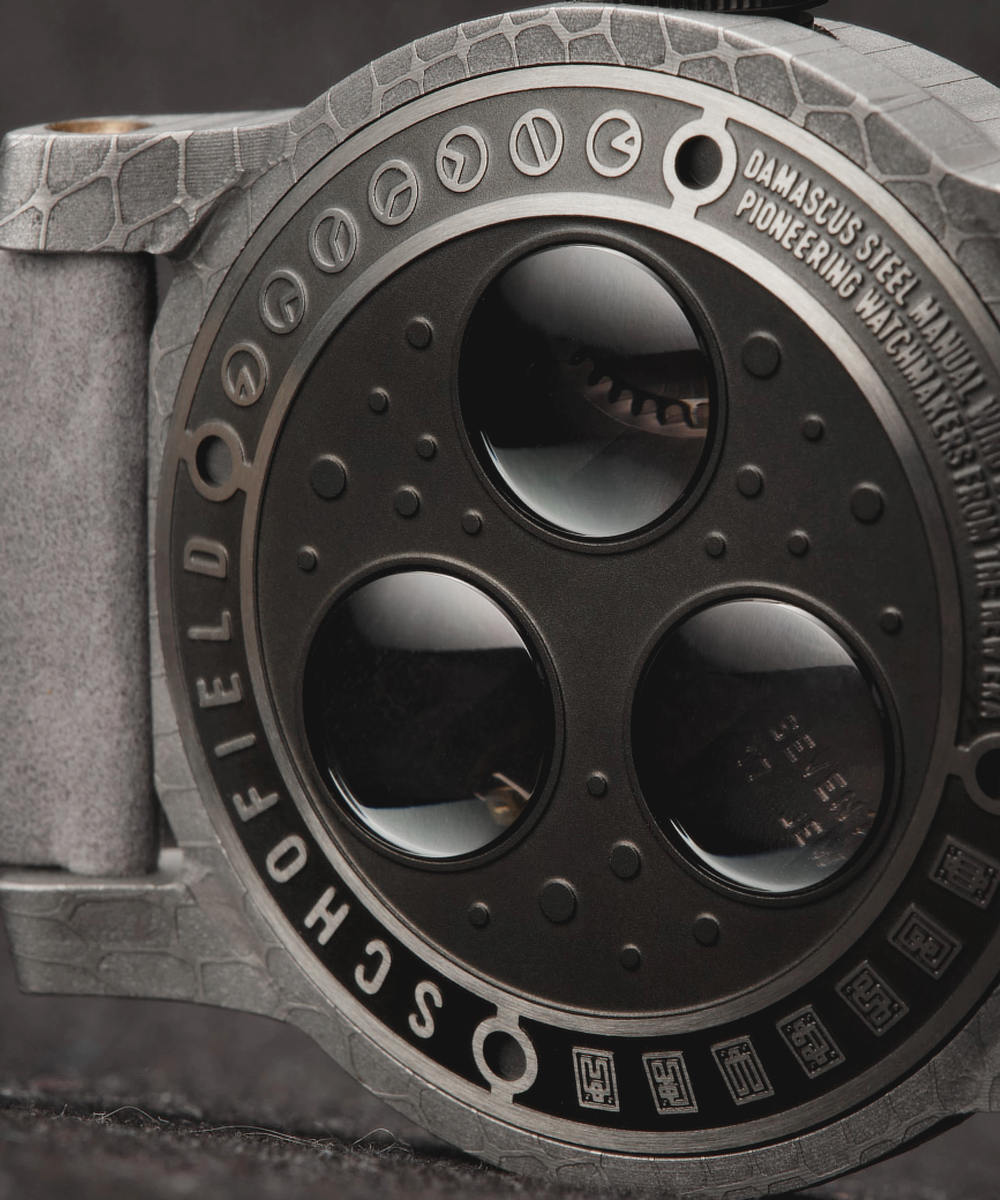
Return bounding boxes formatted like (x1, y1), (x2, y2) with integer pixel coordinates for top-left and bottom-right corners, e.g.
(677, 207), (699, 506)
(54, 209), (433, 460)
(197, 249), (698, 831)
(187, 609), (233, 642)
(572, 1048), (620, 1112)
(196, 672), (243, 708)
(354, 939), (392, 996)
(409, 981), (443, 1039)
(214, 733), (257, 758)
(231, 786), (278, 822)
(266, 834), (308, 883)
(183, 536), (229, 579)
(305, 886), (350, 946)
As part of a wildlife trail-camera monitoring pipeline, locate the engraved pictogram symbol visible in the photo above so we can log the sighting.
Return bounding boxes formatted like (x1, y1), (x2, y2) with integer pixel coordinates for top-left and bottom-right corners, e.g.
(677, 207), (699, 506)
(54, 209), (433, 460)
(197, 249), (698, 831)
(572, 1047), (620, 1112)
(642, 1051), (697, 1114)
(259, 269), (307, 335)
(838, 962), (907, 1036)
(369, 159), (419, 226)
(509, 109), (564, 178)
(778, 1006), (845, 1078)
(586, 109), (643, 178)
(221, 342), (268, 407)
(711, 1036), (774, 1106)
(932, 838), (1000, 908)
(890, 905), (961, 978)
(309, 207), (358, 273)
(436, 126), (489, 193)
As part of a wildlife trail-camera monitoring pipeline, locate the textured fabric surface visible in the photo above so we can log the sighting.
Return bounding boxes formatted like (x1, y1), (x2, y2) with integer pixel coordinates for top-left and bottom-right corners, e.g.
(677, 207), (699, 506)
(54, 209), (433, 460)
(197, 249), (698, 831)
(0, 250), (156, 874)
(0, 925), (993, 1199)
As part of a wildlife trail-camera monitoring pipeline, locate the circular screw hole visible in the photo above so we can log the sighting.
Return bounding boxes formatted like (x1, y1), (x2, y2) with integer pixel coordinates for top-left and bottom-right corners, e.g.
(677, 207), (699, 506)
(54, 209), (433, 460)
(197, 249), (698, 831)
(483, 1031), (527, 1082)
(310, 455), (347, 500)
(737, 465), (764, 499)
(539, 879), (576, 924)
(468, 902), (491, 929)
(368, 389), (390, 414)
(406, 318), (434, 350)
(975, 748), (1000, 800)
(742, 333), (781, 380)
(851, 484), (885, 524)
(880, 607), (903, 636)
(195, 435), (233, 489)
(416, 435), (437, 461)
(609, 841), (641, 881)
(675, 134), (723, 190)
(619, 945), (642, 972)
(693, 914), (720, 947)
(802, 415), (825, 443)
(586, 772), (608, 798)
(394, 487), (420, 518)
(787, 531), (810, 558)
(297, 547), (318, 574)
(462, 510), (483, 536)
(704, 532), (727, 559)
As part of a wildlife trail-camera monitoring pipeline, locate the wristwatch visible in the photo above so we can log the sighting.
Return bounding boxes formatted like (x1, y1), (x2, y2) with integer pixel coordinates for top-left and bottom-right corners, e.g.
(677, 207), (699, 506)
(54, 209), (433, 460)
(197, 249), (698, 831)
(3, 3), (1000, 1196)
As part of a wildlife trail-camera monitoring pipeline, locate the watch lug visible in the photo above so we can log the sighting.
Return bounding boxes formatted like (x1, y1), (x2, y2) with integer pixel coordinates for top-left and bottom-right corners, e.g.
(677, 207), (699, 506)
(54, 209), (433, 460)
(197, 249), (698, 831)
(0, 109), (296, 254)
(0, 848), (279, 1015)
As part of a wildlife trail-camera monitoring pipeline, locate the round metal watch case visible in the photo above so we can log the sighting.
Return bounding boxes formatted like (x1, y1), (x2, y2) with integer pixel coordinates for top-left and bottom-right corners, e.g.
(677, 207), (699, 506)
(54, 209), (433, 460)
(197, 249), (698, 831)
(154, 7), (1000, 1196)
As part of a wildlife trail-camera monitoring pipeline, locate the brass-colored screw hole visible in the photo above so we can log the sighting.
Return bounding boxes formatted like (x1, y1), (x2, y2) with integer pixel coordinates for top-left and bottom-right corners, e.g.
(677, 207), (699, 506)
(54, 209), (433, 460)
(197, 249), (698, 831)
(46, 118), (150, 135)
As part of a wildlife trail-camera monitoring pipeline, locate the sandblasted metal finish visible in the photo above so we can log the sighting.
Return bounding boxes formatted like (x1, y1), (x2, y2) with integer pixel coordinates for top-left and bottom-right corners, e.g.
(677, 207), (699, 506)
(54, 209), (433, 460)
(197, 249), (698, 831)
(3, 7), (1000, 1198)
(0, 111), (294, 254)
(0, 250), (156, 875)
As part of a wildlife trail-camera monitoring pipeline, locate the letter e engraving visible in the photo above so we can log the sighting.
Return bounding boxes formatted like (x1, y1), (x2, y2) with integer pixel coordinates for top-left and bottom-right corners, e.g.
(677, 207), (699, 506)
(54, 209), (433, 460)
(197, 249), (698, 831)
(196, 672), (243, 709)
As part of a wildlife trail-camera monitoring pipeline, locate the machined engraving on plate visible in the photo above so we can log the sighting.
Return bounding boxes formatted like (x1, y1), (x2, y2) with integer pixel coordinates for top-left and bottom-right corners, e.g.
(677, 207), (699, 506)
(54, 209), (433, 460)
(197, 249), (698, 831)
(436, 126), (489, 194)
(838, 963), (907, 1035)
(586, 109), (642, 179)
(931, 839), (1000, 908)
(368, 159), (419, 226)
(711, 1037), (774, 1106)
(573, 1047), (620, 1112)
(259, 269), (307, 334)
(221, 342), (269, 407)
(643, 1051), (698, 1114)
(509, 109), (564, 177)
(309, 207), (359, 274)
(890, 904), (960, 978)
(778, 1007), (845, 1078)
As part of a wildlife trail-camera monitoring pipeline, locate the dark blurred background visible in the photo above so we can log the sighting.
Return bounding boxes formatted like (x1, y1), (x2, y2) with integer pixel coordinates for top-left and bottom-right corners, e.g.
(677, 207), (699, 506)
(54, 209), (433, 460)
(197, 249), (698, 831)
(1, 1), (998, 1196)
(0, 0), (995, 133)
